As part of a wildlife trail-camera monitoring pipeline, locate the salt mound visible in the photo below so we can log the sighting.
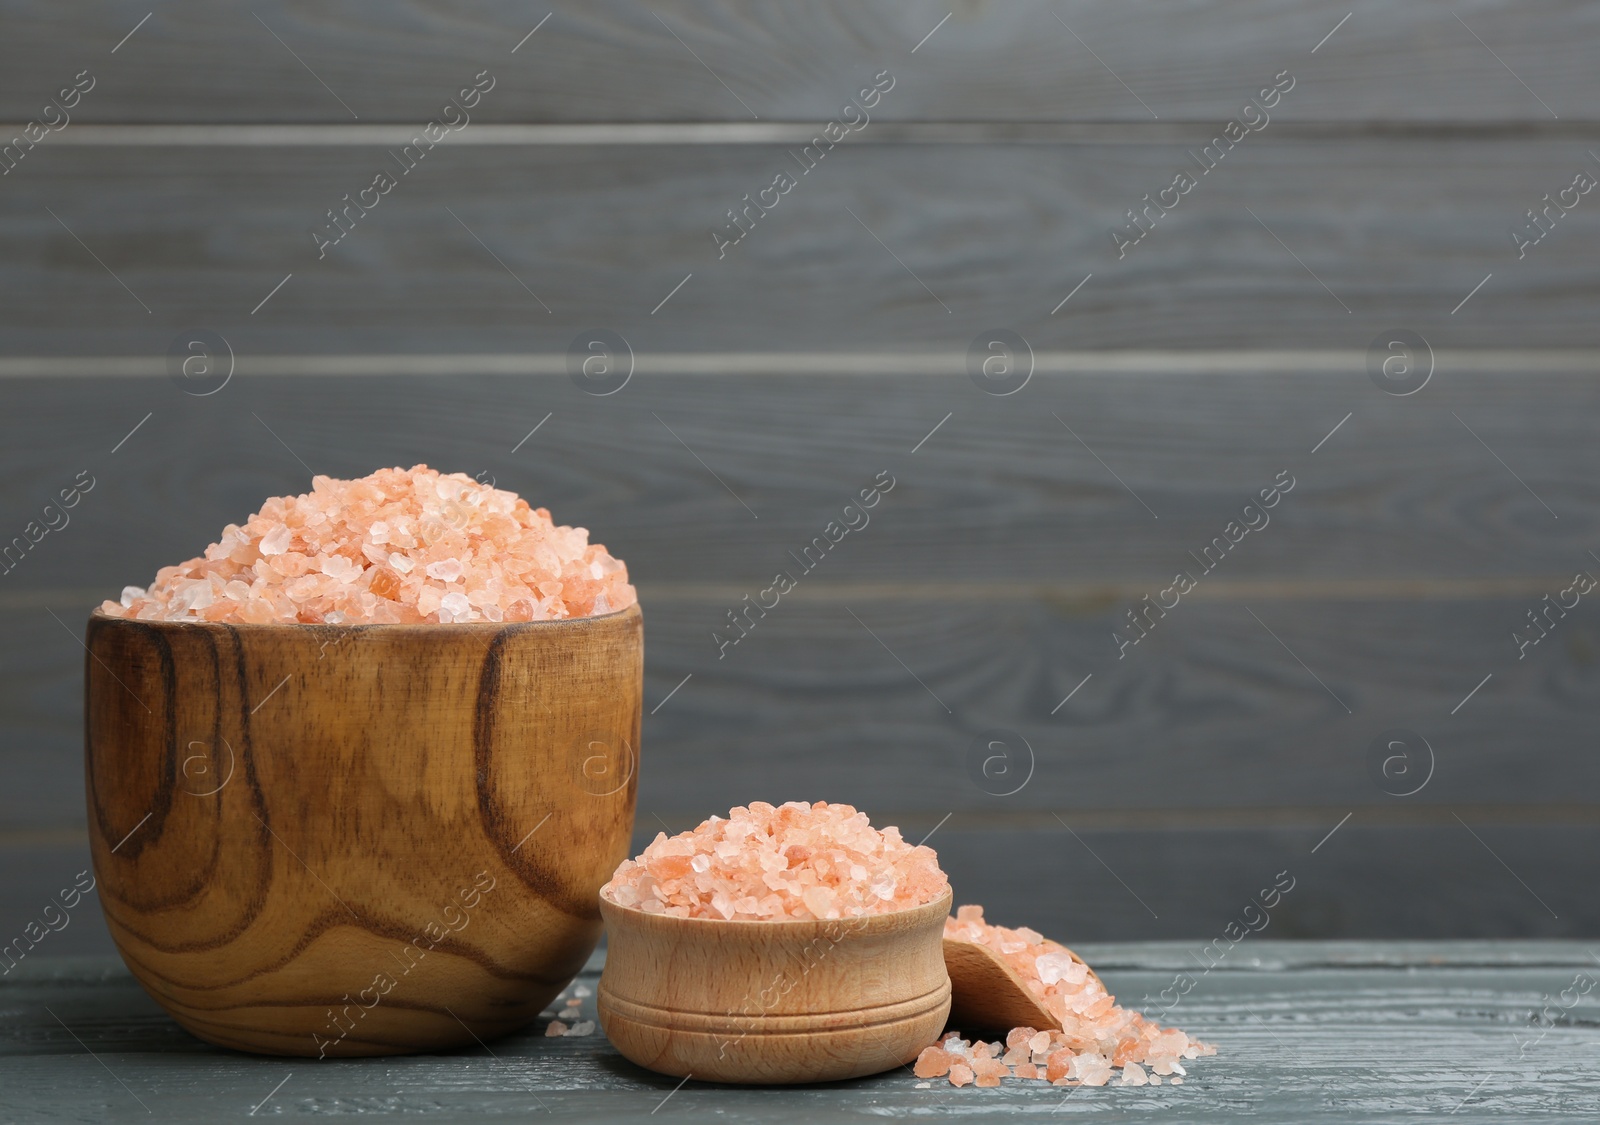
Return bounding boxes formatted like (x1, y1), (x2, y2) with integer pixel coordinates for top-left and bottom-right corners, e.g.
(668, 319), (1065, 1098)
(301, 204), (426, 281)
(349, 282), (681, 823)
(601, 801), (949, 920)
(925, 904), (1215, 1088)
(99, 465), (636, 624)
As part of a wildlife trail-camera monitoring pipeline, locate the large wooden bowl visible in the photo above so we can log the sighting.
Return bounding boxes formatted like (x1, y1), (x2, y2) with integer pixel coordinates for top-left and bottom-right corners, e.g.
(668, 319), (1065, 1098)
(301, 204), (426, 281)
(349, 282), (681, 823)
(597, 889), (952, 1084)
(83, 603), (642, 1057)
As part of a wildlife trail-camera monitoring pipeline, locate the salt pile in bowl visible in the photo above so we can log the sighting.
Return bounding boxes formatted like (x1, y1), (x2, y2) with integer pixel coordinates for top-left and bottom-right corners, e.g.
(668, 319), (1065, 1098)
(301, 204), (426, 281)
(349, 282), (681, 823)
(99, 466), (636, 624)
(601, 801), (949, 920)
(917, 905), (1215, 1088)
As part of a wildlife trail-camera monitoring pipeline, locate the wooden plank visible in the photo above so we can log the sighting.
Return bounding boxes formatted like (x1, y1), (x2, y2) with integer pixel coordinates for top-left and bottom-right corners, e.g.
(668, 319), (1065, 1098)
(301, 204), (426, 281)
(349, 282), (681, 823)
(0, 372), (1591, 596)
(0, 839), (104, 959)
(2, 946), (1597, 1121)
(927, 822), (1595, 941)
(5, 590), (1598, 823)
(2, 142), (1597, 352)
(1, 1), (1597, 124)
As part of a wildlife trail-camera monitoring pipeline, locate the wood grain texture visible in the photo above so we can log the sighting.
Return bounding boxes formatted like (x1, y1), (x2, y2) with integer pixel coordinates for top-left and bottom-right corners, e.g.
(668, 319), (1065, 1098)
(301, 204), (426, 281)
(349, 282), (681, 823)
(2, 2), (1597, 124)
(596, 891), (951, 1083)
(3, 944), (1599, 1121)
(83, 605), (642, 1056)
(1, 141), (1597, 353)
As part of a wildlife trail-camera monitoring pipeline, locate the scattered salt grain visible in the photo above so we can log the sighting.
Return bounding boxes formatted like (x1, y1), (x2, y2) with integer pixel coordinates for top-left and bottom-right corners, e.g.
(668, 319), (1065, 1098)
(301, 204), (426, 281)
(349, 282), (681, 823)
(566, 1021), (595, 1037)
(913, 1047), (952, 1078)
(914, 1081), (931, 1089)
(98, 466), (636, 625)
(544, 1020), (568, 1037)
(601, 801), (948, 921)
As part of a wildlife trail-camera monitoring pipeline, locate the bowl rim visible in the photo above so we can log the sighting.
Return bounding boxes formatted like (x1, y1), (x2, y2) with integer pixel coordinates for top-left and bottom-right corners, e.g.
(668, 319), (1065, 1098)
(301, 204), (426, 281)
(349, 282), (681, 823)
(598, 885), (954, 933)
(87, 600), (641, 631)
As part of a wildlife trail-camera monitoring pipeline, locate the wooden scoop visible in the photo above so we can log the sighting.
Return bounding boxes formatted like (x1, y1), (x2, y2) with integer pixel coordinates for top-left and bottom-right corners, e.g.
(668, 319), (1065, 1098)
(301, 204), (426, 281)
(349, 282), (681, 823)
(943, 937), (1104, 1037)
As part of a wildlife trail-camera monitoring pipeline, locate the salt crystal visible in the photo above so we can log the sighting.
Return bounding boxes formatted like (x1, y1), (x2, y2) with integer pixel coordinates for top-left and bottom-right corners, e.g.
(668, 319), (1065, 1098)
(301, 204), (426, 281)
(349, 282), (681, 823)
(426, 557), (463, 581)
(320, 555), (361, 583)
(544, 1020), (567, 1037)
(914, 1047), (951, 1078)
(948, 1064), (974, 1087)
(971, 1058), (1008, 1086)
(573, 985), (592, 998)
(1077, 1055), (1112, 1086)
(1035, 951), (1077, 985)
(567, 1020), (595, 1036)
(440, 591), (472, 621)
(914, 1081), (931, 1089)
(259, 524), (291, 556)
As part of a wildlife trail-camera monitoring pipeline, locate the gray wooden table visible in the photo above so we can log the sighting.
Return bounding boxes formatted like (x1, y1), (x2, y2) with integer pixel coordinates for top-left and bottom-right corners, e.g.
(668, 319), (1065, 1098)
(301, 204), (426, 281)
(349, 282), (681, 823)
(4, 941), (1597, 1122)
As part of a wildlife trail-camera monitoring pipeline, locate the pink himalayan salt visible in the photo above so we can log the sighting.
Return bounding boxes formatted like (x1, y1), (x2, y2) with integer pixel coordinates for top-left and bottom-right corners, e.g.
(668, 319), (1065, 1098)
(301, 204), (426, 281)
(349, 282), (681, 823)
(971, 1057), (1008, 1087)
(98, 466), (636, 625)
(925, 904), (1215, 1090)
(600, 801), (949, 921)
(913, 1046), (952, 1078)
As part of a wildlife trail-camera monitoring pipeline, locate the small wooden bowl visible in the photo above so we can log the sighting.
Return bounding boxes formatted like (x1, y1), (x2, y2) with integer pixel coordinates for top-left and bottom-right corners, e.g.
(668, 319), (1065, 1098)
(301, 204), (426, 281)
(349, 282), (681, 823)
(84, 604), (641, 1057)
(597, 889), (952, 1084)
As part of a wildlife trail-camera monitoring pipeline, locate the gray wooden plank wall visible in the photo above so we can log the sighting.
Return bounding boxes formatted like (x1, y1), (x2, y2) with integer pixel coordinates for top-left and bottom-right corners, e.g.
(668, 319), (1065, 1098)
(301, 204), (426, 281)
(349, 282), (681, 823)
(2, 2), (1597, 955)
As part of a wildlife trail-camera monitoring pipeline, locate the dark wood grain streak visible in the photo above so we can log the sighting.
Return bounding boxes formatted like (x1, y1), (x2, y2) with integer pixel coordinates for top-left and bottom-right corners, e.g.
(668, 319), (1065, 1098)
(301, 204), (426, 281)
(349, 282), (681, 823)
(1, 1), (1596, 124)
(0, 143), (1596, 353)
